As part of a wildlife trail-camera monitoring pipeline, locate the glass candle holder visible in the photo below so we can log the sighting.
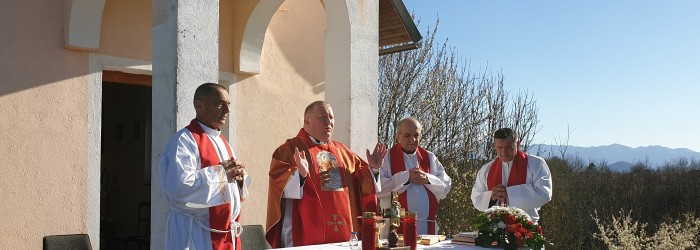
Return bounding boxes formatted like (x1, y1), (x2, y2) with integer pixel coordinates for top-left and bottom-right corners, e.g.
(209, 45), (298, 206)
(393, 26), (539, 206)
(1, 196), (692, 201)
(362, 212), (377, 250)
(403, 211), (418, 250)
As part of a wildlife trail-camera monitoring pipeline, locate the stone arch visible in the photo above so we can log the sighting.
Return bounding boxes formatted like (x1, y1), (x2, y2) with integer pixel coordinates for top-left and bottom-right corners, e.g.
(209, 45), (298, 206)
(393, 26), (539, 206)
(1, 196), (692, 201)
(322, 0), (379, 152)
(64, 0), (106, 50)
(238, 0), (285, 74)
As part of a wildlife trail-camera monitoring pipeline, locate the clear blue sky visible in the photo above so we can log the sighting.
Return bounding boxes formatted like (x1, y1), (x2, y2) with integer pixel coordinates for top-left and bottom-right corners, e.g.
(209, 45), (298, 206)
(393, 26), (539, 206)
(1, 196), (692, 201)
(404, 0), (700, 152)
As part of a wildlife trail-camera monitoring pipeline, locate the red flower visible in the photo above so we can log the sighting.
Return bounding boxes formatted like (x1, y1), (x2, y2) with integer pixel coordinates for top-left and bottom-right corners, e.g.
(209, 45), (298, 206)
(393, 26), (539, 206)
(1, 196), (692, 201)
(537, 225), (543, 235)
(527, 220), (534, 226)
(526, 231), (534, 239)
(506, 223), (522, 233)
(502, 214), (517, 224)
(515, 232), (525, 247)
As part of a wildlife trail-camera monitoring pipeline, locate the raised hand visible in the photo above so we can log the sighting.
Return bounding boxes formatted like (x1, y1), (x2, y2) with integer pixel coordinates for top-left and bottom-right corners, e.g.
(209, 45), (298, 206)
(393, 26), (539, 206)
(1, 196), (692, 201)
(294, 147), (309, 177)
(365, 143), (387, 170)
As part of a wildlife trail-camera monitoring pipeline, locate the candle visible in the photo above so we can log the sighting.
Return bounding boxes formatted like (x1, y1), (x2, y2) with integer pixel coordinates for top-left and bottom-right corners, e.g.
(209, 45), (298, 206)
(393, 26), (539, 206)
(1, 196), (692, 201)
(403, 211), (418, 250)
(362, 212), (377, 250)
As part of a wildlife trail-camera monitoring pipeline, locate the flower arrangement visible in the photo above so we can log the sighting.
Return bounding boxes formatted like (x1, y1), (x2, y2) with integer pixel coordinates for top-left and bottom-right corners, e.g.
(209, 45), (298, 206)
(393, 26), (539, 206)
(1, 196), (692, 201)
(473, 206), (551, 250)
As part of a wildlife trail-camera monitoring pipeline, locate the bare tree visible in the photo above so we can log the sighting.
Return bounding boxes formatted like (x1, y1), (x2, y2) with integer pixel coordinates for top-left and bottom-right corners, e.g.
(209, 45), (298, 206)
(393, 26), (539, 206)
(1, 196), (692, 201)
(378, 20), (540, 165)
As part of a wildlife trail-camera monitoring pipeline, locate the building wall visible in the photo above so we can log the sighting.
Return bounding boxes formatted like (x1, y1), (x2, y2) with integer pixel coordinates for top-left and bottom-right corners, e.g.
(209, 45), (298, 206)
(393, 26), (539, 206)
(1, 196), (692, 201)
(233, 0), (327, 226)
(0, 1), (90, 249)
(96, 0), (152, 61)
(1, 0), (355, 248)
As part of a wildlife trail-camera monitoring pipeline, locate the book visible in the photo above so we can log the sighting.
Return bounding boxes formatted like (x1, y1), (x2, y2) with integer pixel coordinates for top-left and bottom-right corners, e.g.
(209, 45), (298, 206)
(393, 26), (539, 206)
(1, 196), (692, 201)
(450, 239), (476, 246)
(453, 232), (478, 239)
(418, 235), (446, 245)
(452, 231), (477, 245)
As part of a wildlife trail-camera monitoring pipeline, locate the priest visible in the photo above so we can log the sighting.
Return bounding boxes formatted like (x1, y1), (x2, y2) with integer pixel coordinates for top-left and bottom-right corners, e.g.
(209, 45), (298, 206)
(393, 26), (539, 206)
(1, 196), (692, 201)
(377, 117), (452, 236)
(470, 128), (552, 223)
(265, 101), (387, 248)
(160, 83), (251, 250)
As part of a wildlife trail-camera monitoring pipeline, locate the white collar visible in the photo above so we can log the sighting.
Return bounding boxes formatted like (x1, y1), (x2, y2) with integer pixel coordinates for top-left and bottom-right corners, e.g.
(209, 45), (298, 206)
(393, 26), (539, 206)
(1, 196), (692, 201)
(197, 121), (221, 137)
(308, 135), (327, 145)
(402, 149), (417, 157)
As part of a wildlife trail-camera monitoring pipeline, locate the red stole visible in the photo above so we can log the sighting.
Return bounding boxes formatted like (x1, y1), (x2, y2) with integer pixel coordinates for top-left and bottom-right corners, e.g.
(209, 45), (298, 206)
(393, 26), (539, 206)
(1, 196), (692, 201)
(487, 151), (528, 190)
(186, 119), (241, 250)
(389, 145), (439, 234)
(291, 129), (354, 245)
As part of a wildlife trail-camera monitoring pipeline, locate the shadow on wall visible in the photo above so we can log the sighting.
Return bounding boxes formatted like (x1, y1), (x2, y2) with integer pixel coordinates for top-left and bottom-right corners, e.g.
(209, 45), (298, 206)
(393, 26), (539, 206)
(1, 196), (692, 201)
(265, 0), (327, 94)
(0, 0), (151, 98)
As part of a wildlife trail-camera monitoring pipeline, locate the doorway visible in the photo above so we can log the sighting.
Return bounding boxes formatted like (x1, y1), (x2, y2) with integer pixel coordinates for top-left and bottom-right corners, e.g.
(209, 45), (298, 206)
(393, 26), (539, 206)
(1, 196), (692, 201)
(100, 71), (152, 250)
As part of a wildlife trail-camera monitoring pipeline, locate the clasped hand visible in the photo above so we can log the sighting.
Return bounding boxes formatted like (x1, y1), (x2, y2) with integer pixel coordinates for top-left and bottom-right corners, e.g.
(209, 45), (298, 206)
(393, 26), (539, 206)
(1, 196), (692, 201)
(221, 158), (246, 182)
(408, 167), (429, 185)
(490, 184), (508, 206)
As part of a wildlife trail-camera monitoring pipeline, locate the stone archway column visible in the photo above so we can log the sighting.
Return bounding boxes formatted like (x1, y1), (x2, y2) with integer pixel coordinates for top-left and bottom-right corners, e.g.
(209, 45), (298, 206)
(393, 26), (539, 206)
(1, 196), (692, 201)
(324, 0), (379, 154)
(151, 0), (219, 249)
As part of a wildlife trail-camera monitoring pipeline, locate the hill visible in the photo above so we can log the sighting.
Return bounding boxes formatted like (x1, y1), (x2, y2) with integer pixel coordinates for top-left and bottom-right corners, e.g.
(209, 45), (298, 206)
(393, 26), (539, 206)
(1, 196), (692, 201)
(527, 143), (700, 169)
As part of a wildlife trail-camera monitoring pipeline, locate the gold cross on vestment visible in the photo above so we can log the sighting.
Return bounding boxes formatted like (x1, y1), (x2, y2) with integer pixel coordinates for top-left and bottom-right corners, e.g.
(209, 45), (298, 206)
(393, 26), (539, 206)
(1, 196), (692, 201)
(327, 214), (344, 232)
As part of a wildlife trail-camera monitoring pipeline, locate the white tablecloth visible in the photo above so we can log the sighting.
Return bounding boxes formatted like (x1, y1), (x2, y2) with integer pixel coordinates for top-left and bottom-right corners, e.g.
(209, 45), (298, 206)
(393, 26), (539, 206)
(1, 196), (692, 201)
(277, 240), (481, 250)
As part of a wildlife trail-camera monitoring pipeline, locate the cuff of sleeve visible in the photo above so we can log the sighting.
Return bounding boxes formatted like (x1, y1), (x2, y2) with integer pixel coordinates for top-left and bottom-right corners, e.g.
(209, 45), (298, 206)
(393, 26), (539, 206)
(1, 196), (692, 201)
(506, 185), (523, 208)
(426, 174), (441, 185)
(394, 171), (410, 186)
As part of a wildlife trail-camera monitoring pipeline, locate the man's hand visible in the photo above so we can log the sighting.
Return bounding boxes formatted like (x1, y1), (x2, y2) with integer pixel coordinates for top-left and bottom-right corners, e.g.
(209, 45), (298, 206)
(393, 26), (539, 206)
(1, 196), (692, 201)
(408, 167), (429, 185)
(222, 158), (246, 182)
(294, 147), (309, 177)
(365, 143), (387, 170)
(490, 184), (508, 206)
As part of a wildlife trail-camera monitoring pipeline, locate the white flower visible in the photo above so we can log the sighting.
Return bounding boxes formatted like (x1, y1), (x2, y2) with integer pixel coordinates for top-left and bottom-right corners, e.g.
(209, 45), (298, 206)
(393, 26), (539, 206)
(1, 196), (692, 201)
(497, 221), (506, 229)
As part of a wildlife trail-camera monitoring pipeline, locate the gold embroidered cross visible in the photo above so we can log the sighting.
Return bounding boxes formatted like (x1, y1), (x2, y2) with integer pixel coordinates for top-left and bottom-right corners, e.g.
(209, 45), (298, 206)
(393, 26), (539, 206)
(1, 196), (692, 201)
(327, 214), (344, 232)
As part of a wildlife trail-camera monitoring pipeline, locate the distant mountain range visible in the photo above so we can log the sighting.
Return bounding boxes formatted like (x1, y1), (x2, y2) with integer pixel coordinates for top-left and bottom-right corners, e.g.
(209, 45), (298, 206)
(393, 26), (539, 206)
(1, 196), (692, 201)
(526, 144), (700, 171)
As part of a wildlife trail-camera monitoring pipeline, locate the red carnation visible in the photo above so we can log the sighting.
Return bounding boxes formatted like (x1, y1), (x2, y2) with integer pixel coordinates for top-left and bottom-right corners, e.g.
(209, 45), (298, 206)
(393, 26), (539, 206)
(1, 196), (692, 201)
(502, 214), (517, 224)
(506, 223), (522, 233)
(526, 231), (534, 239)
(515, 232), (525, 247)
(537, 225), (543, 235)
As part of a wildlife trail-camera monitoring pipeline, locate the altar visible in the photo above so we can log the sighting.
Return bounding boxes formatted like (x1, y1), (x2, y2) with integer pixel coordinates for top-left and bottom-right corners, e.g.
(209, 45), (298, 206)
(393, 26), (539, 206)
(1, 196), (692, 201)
(277, 240), (481, 250)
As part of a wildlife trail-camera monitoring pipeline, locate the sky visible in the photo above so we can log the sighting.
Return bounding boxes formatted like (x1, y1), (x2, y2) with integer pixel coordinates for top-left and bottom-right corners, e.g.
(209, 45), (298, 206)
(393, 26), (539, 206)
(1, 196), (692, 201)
(403, 0), (700, 152)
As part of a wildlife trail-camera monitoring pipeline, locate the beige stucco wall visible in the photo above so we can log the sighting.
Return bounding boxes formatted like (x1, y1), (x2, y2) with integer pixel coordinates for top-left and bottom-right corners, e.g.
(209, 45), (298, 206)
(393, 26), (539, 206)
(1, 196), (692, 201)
(1, 0), (355, 248)
(0, 1), (90, 249)
(234, 0), (327, 226)
(96, 0), (152, 61)
(221, 0), (257, 73)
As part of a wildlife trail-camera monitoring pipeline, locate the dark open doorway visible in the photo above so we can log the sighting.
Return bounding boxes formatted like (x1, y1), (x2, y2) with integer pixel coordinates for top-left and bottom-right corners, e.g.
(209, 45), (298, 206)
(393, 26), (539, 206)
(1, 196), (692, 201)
(100, 71), (152, 250)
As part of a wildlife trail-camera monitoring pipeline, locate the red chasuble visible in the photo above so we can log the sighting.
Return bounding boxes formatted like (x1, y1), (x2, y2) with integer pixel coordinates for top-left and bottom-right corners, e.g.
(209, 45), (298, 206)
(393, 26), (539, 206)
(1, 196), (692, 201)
(266, 129), (378, 248)
(186, 119), (241, 250)
(487, 150), (529, 191)
(389, 144), (439, 234)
